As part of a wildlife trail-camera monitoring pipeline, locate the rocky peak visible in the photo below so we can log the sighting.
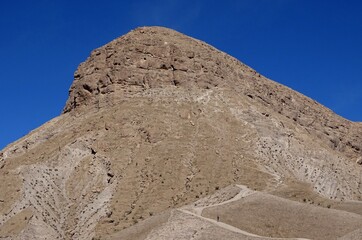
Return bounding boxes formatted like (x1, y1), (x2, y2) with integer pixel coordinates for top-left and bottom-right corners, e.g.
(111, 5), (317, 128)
(62, 26), (252, 114)
(2, 26), (362, 240)
(63, 27), (362, 158)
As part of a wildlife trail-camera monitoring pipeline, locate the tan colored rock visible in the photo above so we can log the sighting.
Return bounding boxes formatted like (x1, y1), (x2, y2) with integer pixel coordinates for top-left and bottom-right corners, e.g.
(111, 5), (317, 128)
(0, 26), (362, 239)
(63, 27), (361, 159)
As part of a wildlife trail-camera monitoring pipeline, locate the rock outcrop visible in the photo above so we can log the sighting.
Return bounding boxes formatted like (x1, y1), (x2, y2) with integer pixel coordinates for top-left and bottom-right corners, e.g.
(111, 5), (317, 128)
(1, 27), (361, 239)
(64, 27), (361, 159)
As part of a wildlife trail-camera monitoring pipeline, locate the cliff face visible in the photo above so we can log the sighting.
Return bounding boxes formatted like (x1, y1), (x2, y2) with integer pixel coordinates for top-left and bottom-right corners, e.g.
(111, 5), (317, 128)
(0, 27), (361, 239)
(64, 27), (361, 158)
(63, 27), (249, 113)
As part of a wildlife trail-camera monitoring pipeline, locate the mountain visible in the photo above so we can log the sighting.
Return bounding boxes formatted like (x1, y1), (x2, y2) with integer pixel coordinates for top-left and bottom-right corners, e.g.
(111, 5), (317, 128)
(0, 26), (361, 240)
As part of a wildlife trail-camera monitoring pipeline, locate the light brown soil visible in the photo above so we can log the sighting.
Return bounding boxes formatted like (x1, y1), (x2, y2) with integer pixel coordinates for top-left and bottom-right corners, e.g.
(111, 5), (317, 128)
(1, 26), (362, 239)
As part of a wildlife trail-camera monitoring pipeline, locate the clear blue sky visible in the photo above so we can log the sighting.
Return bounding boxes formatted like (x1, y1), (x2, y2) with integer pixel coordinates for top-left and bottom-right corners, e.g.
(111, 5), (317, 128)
(1, 0), (361, 150)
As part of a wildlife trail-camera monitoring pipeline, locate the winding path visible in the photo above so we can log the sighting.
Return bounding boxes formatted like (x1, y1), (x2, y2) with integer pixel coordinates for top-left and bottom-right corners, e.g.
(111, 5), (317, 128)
(179, 185), (310, 240)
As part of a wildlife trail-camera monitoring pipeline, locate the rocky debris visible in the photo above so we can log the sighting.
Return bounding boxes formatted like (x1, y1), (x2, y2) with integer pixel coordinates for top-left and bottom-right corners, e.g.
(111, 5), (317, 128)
(356, 157), (362, 165)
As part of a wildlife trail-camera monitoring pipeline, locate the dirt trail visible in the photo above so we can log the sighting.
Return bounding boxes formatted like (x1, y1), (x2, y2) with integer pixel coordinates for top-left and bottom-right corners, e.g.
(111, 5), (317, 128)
(180, 185), (310, 240)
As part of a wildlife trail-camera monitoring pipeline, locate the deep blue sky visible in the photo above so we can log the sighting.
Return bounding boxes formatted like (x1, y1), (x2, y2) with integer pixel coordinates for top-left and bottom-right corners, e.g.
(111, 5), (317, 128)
(1, 0), (361, 150)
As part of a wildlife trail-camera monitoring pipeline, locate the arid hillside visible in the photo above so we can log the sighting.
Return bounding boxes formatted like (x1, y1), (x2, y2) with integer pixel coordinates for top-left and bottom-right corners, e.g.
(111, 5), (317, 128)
(0, 26), (361, 240)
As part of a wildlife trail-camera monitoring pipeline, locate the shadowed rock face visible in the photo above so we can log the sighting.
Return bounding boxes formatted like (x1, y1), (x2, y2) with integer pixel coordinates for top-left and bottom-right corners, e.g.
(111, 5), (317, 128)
(1, 27), (362, 239)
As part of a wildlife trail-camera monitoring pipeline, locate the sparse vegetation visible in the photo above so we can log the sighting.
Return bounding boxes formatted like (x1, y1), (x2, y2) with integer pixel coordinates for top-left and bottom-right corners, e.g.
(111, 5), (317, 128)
(1, 26), (361, 239)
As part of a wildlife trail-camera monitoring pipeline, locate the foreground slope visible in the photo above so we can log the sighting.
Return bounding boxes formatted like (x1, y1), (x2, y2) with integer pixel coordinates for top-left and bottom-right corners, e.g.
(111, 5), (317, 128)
(0, 27), (361, 239)
(108, 185), (362, 240)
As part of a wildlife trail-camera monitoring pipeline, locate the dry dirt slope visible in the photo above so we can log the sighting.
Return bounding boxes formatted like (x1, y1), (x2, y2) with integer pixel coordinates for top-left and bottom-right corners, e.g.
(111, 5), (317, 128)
(0, 26), (361, 239)
(108, 185), (362, 240)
